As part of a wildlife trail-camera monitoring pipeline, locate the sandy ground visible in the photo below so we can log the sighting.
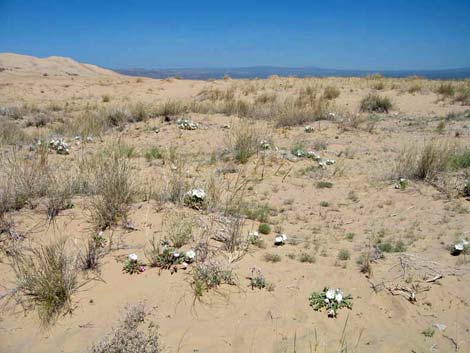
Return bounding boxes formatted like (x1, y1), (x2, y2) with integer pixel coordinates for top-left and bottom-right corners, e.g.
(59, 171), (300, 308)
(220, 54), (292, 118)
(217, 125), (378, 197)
(0, 54), (470, 353)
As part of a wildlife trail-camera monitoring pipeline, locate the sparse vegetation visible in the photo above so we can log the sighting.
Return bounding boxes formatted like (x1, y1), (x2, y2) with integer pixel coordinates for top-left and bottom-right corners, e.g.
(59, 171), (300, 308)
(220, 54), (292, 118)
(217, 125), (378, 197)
(263, 253), (281, 263)
(88, 303), (162, 353)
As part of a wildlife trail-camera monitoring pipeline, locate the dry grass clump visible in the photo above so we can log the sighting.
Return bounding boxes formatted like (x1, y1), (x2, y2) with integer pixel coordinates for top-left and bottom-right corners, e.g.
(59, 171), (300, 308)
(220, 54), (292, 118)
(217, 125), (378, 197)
(24, 112), (52, 128)
(191, 259), (236, 298)
(10, 237), (80, 325)
(165, 212), (194, 248)
(227, 121), (269, 164)
(408, 84), (422, 94)
(87, 146), (134, 230)
(104, 106), (133, 127)
(360, 94), (392, 113)
(273, 96), (327, 127)
(454, 86), (470, 105)
(88, 302), (162, 353)
(68, 111), (108, 139)
(323, 85), (340, 100)
(154, 154), (188, 204)
(436, 83), (455, 98)
(0, 119), (31, 145)
(44, 173), (75, 220)
(193, 83), (327, 126)
(154, 99), (188, 117)
(79, 233), (107, 271)
(0, 148), (51, 212)
(395, 140), (469, 181)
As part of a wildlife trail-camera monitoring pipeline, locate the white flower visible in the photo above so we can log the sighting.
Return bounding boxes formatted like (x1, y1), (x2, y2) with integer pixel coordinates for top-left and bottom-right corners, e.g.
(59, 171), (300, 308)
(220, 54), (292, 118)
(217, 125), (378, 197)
(128, 253), (138, 262)
(173, 252), (180, 258)
(274, 234), (287, 245)
(185, 249), (196, 260)
(260, 140), (270, 150)
(304, 126), (314, 133)
(335, 292), (343, 303)
(326, 288), (336, 300)
(324, 298), (330, 304)
(187, 188), (206, 200)
(249, 231), (259, 238)
(455, 239), (469, 251)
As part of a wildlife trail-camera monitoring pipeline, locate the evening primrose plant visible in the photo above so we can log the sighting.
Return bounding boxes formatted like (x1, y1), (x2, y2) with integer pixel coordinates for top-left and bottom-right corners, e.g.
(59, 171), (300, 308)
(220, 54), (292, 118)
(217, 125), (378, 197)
(309, 287), (353, 318)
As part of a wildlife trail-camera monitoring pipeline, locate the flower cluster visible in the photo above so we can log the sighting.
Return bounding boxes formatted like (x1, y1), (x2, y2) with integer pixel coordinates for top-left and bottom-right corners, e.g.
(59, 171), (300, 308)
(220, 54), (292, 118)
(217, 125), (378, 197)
(260, 140), (271, 150)
(177, 119), (198, 130)
(150, 244), (196, 270)
(184, 188), (206, 209)
(317, 159), (336, 168)
(304, 125), (315, 133)
(123, 253), (146, 274)
(274, 234), (287, 246)
(49, 138), (70, 155)
(292, 148), (336, 168)
(395, 177), (408, 190)
(453, 239), (469, 255)
(292, 146), (307, 157)
(309, 287), (353, 318)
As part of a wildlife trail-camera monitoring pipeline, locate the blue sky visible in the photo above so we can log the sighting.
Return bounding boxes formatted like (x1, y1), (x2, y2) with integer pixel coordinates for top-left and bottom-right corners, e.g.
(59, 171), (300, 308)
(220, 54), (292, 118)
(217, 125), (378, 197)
(1, 0), (469, 70)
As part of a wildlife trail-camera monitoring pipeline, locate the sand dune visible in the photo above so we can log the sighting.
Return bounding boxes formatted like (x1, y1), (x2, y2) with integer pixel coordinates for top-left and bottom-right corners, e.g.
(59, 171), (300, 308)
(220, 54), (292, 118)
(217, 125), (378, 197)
(0, 52), (119, 77)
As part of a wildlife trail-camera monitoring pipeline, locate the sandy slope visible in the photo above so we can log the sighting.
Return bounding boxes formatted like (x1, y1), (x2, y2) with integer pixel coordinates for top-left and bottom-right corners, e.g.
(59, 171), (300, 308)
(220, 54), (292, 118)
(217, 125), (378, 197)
(0, 52), (119, 77)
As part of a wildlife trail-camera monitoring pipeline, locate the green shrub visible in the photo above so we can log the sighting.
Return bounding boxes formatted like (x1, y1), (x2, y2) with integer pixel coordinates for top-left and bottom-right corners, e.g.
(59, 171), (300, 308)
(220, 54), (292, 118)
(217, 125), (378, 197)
(316, 181), (333, 189)
(258, 223), (271, 234)
(378, 240), (406, 253)
(360, 94), (392, 113)
(345, 232), (355, 241)
(337, 249), (350, 261)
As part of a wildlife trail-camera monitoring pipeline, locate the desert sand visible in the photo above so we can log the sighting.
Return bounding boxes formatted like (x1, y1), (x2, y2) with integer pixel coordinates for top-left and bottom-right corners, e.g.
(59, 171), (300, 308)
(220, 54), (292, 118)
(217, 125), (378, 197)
(0, 53), (469, 353)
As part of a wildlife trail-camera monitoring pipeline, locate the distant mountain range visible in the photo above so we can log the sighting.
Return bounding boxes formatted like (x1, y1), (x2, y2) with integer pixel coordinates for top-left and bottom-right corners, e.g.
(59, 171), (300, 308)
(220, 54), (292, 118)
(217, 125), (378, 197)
(115, 66), (470, 80)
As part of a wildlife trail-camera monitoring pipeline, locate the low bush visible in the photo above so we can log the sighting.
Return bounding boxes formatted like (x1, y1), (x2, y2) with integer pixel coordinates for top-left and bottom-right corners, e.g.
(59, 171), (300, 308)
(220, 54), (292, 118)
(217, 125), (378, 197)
(323, 86), (340, 100)
(360, 94), (392, 113)
(258, 223), (271, 234)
